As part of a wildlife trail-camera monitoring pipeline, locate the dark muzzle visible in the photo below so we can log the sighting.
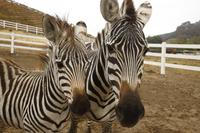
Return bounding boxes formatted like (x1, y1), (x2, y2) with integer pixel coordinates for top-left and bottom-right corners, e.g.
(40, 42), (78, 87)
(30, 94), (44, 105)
(115, 90), (144, 127)
(70, 94), (90, 116)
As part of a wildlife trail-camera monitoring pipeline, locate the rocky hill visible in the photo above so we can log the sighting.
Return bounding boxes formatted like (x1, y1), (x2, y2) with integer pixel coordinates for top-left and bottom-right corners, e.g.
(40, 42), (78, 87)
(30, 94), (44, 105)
(161, 21), (200, 41)
(0, 0), (44, 27)
(148, 20), (200, 44)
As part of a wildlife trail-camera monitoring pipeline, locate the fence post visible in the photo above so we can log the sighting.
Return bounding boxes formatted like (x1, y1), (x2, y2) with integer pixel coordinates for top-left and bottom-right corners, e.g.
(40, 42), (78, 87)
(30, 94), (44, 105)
(3, 20), (6, 28)
(26, 25), (29, 32)
(11, 32), (15, 54)
(161, 42), (166, 75)
(36, 27), (38, 34)
(16, 23), (18, 30)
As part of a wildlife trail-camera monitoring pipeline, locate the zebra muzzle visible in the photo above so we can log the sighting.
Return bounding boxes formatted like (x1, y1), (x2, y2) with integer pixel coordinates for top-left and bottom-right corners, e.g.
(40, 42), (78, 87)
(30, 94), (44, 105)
(115, 88), (145, 127)
(69, 93), (90, 116)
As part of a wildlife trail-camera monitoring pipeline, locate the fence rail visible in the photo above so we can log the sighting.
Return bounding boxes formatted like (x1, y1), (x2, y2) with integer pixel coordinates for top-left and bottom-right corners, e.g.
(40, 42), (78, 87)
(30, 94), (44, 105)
(0, 31), (200, 75)
(146, 42), (200, 74)
(0, 31), (48, 53)
(0, 19), (43, 34)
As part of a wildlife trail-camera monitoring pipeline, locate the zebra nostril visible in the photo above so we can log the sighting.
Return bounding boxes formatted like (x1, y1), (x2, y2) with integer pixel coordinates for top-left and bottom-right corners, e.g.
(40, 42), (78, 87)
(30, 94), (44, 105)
(115, 105), (123, 121)
(139, 104), (145, 119)
(140, 111), (144, 119)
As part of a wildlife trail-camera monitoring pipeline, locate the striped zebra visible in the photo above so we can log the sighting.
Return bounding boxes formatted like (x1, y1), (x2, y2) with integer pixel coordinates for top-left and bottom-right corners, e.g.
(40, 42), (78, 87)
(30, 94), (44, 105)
(84, 0), (152, 132)
(0, 14), (90, 132)
(75, 21), (96, 51)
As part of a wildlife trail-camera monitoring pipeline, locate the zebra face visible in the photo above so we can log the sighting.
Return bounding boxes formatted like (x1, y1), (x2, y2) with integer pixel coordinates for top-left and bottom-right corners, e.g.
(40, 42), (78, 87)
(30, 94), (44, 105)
(106, 17), (148, 128)
(106, 20), (148, 92)
(56, 52), (90, 116)
(43, 15), (90, 116)
(101, 0), (152, 127)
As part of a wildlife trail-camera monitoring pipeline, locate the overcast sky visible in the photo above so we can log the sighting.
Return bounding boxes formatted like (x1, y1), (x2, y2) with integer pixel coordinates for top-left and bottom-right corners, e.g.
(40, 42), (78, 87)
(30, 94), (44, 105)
(14, 0), (200, 37)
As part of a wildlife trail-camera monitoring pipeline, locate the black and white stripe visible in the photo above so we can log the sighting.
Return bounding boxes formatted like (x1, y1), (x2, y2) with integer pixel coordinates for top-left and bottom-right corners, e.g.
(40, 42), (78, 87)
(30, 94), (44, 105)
(0, 56), (70, 132)
(85, 0), (152, 132)
(0, 15), (89, 132)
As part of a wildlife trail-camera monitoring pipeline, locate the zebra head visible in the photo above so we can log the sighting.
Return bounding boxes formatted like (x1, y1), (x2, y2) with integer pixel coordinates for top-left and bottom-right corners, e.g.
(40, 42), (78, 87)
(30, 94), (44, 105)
(101, 0), (152, 127)
(42, 15), (90, 116)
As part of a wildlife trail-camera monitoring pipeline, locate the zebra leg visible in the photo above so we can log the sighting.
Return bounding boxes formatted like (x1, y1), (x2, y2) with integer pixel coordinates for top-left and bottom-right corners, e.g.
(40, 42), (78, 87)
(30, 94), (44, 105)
(101, 122), (112, 133)
(85, 120), (92, 133)
(68, 114), (78, 133)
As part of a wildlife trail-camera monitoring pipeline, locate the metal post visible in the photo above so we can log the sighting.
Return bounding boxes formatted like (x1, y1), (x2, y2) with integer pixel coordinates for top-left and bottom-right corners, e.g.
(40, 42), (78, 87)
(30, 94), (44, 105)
(161, 42), (166, 75)
(11, 32), (15, 54)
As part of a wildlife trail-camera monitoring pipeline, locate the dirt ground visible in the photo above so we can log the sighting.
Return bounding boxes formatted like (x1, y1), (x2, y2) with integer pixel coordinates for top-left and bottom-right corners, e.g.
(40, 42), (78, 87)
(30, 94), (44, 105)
(0, 51), (200, 133)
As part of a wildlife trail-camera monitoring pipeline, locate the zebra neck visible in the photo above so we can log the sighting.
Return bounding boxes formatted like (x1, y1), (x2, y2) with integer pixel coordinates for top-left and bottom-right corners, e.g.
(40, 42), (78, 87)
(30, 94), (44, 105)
(87, 45), (111, 96)
(43, 60), (68, 105)
(89, 28), (111, 90)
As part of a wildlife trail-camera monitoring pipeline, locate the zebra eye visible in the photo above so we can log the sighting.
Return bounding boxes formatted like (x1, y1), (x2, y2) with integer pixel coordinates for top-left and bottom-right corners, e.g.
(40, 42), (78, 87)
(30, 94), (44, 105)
(56, 61), (64, 68)
(107, 45), (115, 52)
(138, 72), (143, 79)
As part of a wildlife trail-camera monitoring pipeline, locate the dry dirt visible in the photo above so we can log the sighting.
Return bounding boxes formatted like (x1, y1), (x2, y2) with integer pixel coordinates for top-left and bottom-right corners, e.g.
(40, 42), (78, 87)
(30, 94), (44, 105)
(0, 51), (200, 133)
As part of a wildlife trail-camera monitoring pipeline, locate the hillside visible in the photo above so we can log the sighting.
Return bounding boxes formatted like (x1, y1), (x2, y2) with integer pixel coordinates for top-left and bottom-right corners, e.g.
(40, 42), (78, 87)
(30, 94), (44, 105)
(0, 0), (44, 27)
(148, 20), (200, 44)
(161, 21), (200, 41)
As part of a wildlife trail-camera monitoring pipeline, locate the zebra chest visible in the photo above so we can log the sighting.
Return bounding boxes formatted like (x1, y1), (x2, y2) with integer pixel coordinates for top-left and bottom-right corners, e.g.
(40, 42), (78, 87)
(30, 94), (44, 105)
(22, 100), (70, 132)
(0, 89), (24, 128)
(87, 97), (117, 122)
(23, 113), (67, 132)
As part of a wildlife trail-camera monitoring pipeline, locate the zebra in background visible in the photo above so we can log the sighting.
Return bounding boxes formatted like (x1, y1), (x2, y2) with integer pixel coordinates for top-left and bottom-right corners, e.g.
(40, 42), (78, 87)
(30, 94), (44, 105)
(0, 14), (90, 132)
(67, 21), (98, 133)
(84, 0), (152, 132)
(75, 21), (96, 51)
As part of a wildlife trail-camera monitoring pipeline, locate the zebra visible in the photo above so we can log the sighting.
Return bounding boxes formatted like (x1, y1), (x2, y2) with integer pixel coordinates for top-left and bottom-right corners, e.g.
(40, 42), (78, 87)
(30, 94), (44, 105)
(0, 14), (90, 132)
(75, 21), (96, 51)
(84, 0), (152, 132)
(67, 21), (98, 133)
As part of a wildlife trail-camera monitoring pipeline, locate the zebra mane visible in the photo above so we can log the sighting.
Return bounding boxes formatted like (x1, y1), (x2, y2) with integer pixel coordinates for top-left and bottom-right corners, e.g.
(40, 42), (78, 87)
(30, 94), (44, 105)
(42, 15), (88, 66)
(0, 58), (21, 68)
(54, 16), (75, 45)
(95, 29), (107, 49)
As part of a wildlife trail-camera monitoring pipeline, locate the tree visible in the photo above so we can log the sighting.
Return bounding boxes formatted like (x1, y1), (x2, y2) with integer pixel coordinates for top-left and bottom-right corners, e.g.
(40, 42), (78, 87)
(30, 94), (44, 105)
(147, 36), (162, 43)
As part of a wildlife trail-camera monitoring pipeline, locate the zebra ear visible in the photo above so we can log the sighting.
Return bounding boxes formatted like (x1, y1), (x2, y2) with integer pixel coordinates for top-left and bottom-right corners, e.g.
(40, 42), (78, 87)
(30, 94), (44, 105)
(120, 0), (136, 21)
(136, 1), (152, 28)
(42, 14), (60, 42)
(100, 0), (120, 23)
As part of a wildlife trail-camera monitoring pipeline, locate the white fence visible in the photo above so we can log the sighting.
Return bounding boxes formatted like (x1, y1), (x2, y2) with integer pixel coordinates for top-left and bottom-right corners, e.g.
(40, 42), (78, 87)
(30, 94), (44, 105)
(0, 31), (48, 53)
(145, 42), (200, 74)
(0, 32), (200, 75)
(0, 20), (43, 34)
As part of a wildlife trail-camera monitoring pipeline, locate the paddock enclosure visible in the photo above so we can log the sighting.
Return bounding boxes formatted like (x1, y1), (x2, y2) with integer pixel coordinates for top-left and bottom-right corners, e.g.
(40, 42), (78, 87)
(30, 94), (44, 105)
(0, 49), (199, 133)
